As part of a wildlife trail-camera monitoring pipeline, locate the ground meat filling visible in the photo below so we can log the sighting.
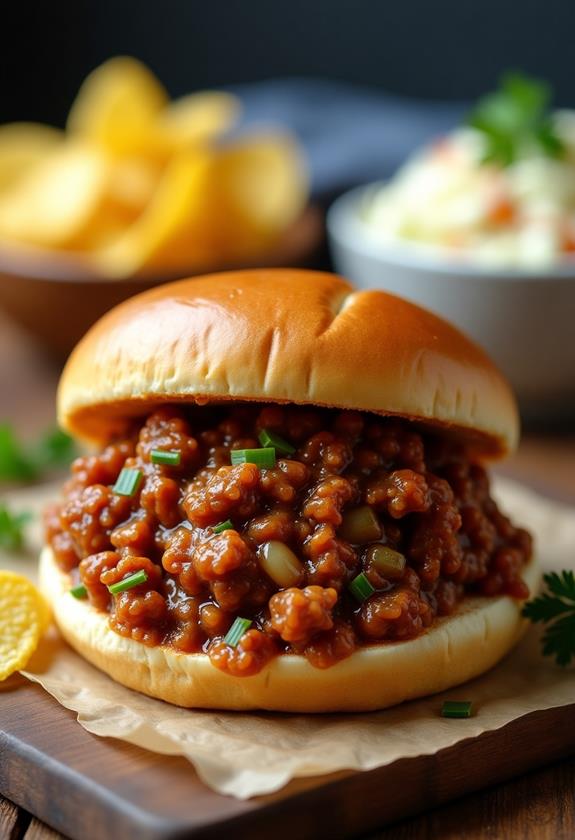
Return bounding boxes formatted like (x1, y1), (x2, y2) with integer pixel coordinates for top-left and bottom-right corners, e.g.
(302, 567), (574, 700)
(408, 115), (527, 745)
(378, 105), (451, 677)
(46, 405), (532, 676)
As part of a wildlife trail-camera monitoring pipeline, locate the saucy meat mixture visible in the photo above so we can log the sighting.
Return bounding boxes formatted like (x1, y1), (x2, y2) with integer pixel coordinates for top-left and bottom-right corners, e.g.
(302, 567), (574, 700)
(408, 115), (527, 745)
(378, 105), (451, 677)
(45, 405), (532, 676)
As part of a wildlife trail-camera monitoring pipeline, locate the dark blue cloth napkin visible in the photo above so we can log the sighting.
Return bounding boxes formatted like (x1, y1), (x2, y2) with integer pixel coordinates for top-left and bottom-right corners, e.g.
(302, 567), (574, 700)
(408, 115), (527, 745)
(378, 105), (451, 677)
(232, 78), (467, 200)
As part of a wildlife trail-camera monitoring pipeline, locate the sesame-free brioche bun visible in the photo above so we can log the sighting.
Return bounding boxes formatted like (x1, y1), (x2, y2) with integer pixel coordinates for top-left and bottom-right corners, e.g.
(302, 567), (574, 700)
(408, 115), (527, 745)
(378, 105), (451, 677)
(40, 546), (537, 712)
(58, 269), (519, 457)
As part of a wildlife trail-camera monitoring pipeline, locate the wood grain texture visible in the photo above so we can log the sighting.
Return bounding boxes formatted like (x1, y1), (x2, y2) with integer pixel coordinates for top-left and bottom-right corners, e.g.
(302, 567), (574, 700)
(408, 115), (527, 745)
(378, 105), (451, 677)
(370, 756), (575, 840)
(1, 681), (574, 840)
(23, 818), (68, 840)
(0, 794), (28, 839)
(5, 757), (575, 840)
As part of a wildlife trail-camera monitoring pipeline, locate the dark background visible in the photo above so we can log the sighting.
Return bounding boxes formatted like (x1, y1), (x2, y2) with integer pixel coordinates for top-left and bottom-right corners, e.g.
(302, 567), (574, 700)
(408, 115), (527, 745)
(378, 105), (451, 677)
(0, 0), (571, 126)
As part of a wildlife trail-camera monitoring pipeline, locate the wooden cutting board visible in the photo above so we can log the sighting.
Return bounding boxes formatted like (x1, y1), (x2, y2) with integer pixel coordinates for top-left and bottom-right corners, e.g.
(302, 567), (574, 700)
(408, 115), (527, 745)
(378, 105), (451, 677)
(1, 678), (574, 840)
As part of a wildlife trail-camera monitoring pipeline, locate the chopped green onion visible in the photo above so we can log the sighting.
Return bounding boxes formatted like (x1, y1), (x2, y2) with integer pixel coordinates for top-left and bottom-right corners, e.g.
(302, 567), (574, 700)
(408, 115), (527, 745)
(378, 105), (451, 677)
(441, 700), (473, 719)
(112, 468), (143, 497)
(70, 583), (88, 599)
(230, 448), (276, 468)
(150, 449), (181, 466)
(258, 429), (295, 455)
(108, 570), (148, 595)
(213, 519), (234, 534)
(224, 616), (252, 647)
(348, 572), (376, 603)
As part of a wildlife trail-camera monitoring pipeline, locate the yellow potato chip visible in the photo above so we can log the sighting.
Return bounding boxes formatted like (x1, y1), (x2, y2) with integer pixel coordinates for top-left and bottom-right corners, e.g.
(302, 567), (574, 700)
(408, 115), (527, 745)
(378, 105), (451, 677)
(0, 56), (310, 270)
(0, 142), (151, 251)
(110, 158), (158, 212)
(96, 148), (217, 276)
(0, 142), (111, 248)
(36, 589), (52, 633)
(212, 133), (309, 257)
(158, 91), (240, 148)
(0, 122), (63, 191)
(67, 56), (168, 156)
(0, 571), (44, 681)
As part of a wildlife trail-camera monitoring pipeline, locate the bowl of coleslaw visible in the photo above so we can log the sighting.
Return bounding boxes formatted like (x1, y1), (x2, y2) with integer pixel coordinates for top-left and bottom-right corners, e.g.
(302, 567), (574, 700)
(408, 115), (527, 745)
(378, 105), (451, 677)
(327, 75), (575, 419)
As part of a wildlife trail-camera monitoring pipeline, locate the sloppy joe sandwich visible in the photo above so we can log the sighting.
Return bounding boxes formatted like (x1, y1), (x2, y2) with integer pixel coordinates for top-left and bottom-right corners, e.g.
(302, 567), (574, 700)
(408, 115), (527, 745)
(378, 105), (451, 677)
(41, 269), (536, 712)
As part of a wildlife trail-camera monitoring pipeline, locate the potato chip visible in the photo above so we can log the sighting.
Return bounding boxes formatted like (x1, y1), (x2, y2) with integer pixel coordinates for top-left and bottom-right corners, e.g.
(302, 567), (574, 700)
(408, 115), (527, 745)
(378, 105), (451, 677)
(110, 158), (158, 212)
(0, 122), (63, 191)
(212, 133), (309, 257)
(1, 149), (115, 250)
(37, 589), (52, 633)
(67, 56), (168, 156)
(0, 142), (152, 250)
(0, 571), (44, 681)
(0, 56), (310, 274)
(158, 91), (240, 148)
(96, 148), (217, 276)
(0, 143), (110, 248)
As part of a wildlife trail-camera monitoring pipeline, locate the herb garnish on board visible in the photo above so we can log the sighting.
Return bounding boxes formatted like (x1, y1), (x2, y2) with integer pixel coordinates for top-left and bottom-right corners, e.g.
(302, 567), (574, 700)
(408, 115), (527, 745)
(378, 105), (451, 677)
(522, 571), (575, 666)
(0, 504), (32, 551)
(0, 424), (76, 482)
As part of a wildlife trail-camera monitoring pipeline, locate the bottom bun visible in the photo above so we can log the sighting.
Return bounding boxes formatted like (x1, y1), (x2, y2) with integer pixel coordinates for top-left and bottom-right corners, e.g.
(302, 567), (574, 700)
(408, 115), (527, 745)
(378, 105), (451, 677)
(39, 546), (538, 713)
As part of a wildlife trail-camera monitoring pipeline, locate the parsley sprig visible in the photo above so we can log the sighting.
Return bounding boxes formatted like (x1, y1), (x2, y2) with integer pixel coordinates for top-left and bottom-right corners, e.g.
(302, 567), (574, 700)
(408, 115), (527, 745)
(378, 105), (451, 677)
(0, 424), (76, 482)
(522, 571), (575, 666)
(467, 72), (565, 167)
(0, 504), (32, 551)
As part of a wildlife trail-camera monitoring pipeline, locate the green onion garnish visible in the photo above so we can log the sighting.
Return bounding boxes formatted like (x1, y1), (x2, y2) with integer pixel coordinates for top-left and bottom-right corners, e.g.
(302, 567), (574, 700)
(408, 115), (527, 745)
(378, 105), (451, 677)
(258, 429), (295, 455)
(70, 583), (88, 599)
(150, 449), (181, 466)
(348, 572), (375, 603)
(213, 519), (233, 534)
(112, 467), (143, 497)
(441, 700), (473, 719)
(224, 616), (252, 647)
(230, 448), (276, 468)
(107, 570), (148, 595)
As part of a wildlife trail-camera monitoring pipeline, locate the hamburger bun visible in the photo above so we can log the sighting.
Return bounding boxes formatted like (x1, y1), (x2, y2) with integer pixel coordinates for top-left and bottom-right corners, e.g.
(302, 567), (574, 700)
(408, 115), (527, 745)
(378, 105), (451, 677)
(42, 269), (533, 712)
(58, 269), (518, 456)
(40, 545), (537, 712)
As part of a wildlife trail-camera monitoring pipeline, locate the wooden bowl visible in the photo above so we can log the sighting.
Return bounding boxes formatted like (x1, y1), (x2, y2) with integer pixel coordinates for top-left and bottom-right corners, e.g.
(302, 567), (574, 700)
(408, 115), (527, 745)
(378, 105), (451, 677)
(0, 206), (323, 358)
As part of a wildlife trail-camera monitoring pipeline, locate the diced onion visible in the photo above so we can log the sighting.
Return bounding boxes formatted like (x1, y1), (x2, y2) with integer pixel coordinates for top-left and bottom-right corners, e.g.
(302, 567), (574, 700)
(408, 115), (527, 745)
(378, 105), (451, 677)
(367, 545), (406, 578)
(338, 506), (382, 544)
(259, 541), (303, 588)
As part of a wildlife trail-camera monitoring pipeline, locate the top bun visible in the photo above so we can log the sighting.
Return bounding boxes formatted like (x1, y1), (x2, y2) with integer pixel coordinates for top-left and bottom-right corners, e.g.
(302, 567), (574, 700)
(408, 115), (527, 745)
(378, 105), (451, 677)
(58, 269), (518, 456)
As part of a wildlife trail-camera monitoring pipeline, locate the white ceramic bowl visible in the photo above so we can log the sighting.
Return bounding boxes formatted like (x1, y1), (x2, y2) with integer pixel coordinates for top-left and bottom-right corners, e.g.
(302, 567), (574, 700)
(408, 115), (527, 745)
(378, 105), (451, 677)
(327, 184), (575, 421)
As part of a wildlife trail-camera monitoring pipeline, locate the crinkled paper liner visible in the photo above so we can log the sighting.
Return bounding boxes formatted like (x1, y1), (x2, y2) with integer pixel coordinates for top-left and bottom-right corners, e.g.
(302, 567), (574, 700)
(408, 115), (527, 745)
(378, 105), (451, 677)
(1, 477), (574, 799)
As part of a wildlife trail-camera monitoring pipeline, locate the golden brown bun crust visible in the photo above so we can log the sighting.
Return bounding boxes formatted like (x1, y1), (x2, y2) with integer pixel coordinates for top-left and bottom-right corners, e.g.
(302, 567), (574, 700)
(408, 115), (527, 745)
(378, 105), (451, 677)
(58, 269), (518, 457)
(39, 546), (537, 713)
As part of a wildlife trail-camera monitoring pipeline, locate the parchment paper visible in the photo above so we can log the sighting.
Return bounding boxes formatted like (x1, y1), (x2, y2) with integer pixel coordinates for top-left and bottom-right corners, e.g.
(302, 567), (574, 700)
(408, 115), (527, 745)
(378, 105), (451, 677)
(1, 477), (574, 799)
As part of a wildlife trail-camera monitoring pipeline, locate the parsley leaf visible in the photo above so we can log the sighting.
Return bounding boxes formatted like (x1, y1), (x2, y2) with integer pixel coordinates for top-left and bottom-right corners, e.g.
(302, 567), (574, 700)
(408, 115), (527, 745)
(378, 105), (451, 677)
(522, 571), (575, 666)
(0, 424), (38, 481)
(0, 424), (76, 483)
(467, 71), (565, 166)
(0, 504), (33, 551)
(33, 427), (77, 471)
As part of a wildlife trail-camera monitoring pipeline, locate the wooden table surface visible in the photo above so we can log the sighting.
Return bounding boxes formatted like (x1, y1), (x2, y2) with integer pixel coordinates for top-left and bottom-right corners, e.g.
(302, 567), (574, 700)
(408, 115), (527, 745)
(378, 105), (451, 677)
(1, 311), (574, 840)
